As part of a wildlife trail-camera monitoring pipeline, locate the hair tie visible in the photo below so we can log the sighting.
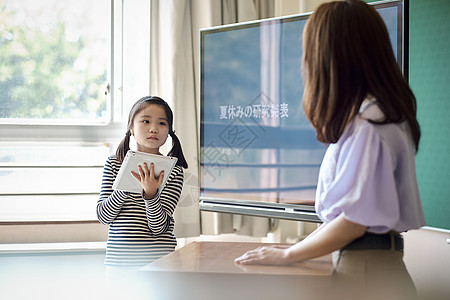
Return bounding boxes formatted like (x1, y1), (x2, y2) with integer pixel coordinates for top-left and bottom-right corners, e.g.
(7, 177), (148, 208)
(126, 131), (131, 137)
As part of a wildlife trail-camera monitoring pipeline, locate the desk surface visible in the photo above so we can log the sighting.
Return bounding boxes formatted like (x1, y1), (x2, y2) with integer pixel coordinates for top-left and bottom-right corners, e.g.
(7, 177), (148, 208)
(140, 242), (334, 300)
(141, 241), (333, 277)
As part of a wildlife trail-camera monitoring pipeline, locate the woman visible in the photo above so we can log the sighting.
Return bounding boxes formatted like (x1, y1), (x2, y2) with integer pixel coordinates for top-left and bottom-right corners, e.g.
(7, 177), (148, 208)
(235, 1), (425, 299)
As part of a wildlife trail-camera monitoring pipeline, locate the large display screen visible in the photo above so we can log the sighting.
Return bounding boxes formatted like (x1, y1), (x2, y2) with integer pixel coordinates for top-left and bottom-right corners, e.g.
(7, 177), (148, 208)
(200, 1), (406, 220)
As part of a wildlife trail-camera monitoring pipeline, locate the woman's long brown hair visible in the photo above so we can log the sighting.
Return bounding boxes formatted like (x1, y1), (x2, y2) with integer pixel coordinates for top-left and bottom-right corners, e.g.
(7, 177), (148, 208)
(302, 0), (420, 151)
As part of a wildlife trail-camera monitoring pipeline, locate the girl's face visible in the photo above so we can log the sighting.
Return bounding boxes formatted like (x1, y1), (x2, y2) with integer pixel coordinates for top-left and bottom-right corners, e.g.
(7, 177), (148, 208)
(131, 104), (169, 154)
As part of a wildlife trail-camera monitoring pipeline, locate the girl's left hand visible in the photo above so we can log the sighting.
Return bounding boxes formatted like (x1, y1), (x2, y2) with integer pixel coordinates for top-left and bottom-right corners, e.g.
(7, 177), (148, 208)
(234, 245), (291, 265)
(131, 162), (164, 199)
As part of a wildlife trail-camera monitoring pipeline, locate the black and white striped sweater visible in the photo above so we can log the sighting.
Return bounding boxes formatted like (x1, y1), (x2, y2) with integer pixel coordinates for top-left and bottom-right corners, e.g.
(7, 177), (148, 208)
(97, 155), (183, 266)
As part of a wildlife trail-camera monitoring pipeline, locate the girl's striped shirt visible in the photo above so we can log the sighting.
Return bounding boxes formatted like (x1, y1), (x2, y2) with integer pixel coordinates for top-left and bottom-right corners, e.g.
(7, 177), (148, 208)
(97, 155), (183, 266)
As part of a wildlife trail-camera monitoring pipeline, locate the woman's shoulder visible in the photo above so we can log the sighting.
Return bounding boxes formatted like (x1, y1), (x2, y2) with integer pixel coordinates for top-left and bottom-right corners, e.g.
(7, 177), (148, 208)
(359, 99), (385, 122)
(351, 100), (394, 137)
(343, 112), (379, 142)
(345, 105), (413, 162)
(356, 101), (408, 141)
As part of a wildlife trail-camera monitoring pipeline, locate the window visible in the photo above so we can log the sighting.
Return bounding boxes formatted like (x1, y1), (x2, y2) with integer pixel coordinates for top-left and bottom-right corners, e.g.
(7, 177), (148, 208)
(0, 0), (150, 223)
(0, 0), (110, 122)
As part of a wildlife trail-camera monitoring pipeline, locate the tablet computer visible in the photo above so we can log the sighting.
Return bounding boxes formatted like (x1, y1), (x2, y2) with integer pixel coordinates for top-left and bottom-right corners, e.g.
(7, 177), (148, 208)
(112, 150), (178, 194)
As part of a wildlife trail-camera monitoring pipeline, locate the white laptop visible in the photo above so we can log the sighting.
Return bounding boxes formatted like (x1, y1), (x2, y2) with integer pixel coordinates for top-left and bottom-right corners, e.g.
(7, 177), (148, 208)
(112, 150), (178, 195)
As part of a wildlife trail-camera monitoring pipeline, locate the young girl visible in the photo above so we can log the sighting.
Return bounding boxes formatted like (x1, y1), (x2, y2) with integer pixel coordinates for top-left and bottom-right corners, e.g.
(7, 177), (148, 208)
(97, 96), (188, 268)
(235, 1), (425, 299)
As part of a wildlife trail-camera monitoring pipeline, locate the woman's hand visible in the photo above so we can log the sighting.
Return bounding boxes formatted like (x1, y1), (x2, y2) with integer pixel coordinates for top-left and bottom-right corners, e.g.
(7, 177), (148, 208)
(131, 162), (164, 199)
(235, 215), (367, 266)
(234, 245), (292, 266)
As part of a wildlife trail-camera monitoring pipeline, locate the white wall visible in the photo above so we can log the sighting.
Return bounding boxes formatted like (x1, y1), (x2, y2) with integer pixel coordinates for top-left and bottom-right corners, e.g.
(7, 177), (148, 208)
(403, 228), (450, 299)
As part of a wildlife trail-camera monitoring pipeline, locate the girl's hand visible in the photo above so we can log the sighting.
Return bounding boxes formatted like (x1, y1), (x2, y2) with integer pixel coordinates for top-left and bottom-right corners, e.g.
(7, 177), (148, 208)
(234, 245), (291, 266)
(131, 162), (164, 199)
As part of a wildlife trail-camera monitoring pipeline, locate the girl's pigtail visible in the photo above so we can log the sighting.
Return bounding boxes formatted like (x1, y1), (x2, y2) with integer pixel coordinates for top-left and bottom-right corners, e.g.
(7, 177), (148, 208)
(116, 130), (131, 164)
(168, 131), (188, 169)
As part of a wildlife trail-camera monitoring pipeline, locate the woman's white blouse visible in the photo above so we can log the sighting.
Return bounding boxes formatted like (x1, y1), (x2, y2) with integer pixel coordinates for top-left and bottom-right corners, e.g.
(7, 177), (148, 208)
(315, 100), (425, 233)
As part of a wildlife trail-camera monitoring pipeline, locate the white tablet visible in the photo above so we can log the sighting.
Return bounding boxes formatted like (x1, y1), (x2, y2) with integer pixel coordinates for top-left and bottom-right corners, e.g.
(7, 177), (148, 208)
(112, 150), (178, 194)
